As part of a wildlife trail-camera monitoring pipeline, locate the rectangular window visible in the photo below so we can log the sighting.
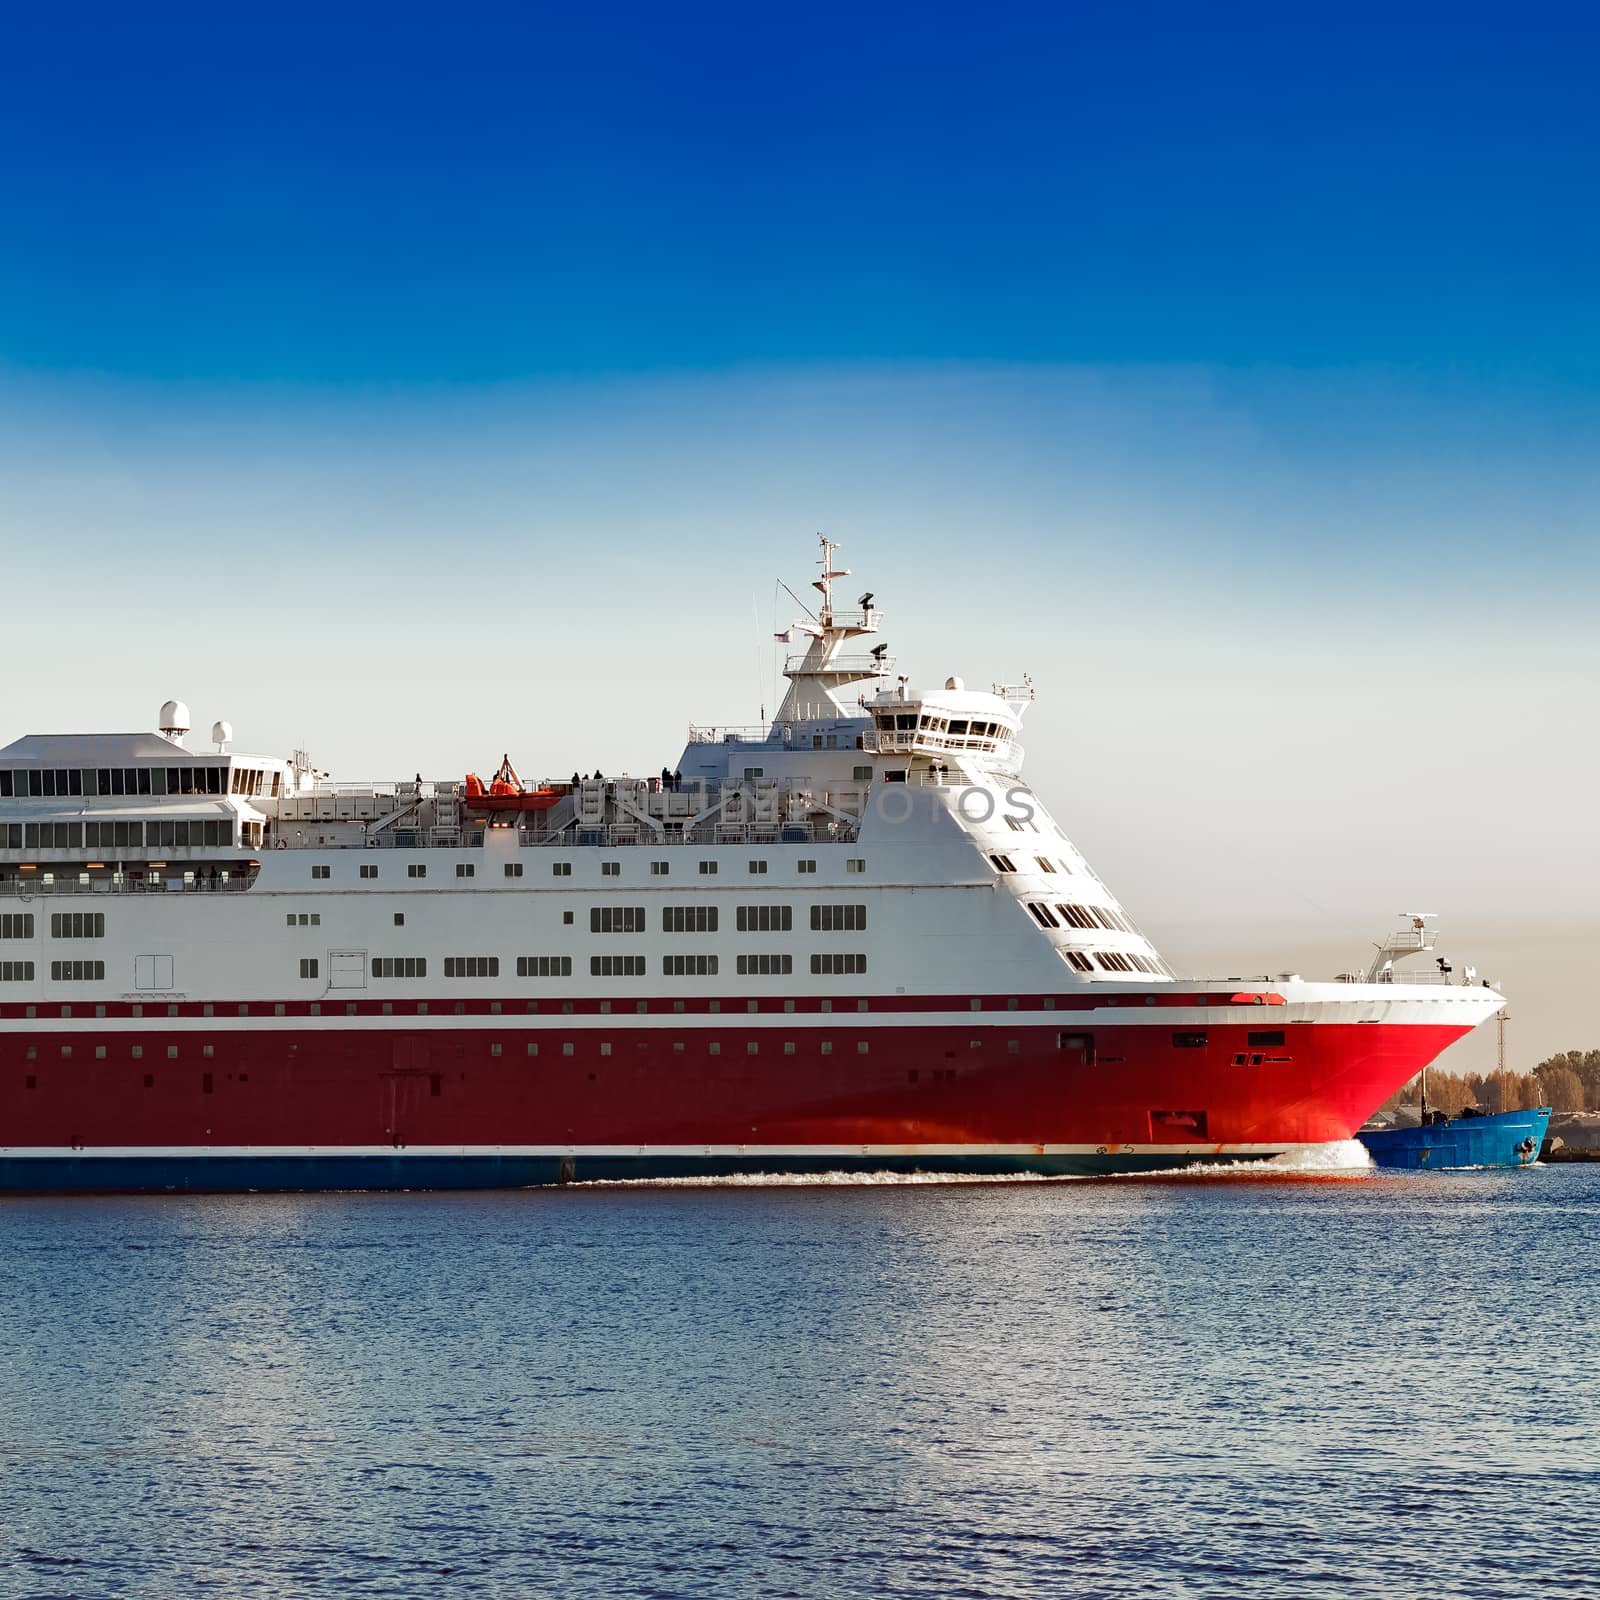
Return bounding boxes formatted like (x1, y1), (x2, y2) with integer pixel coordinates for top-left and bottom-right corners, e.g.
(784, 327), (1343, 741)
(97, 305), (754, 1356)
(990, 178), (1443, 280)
(1247, 1030), (1285, 1048)
(1095, 952), (1134, 972)
(590, 906), (646, 933)
(601, 861), (620, 877)
(846, 858), (866, 874)
(1171, 1031), (1208, 1049)
(444, 956), (500, 978)
(408, 863), (427, 878)
(748, 859), (768, 875)
(810, 952), (867, 975)
(360, 863), (379, 879)
(663, 954), (719, 976)
(50, 960), (105, 981)
(698, 861), (718, 876)
(516, 956), (573, 977)
(1034, 856), (1056, 873)
(591, 954), (647, 977)
(736, 905), (792, 932)
(371, 957), (428, 978)
(49, 913), (106, 939)
(987, 854), (1016, 873)
(662, 905), (718, 933)
(551, 862), (572, 877)
(809, 904), (866, 932)
(1057, 1032), (1096, 1062)
(456, 863), (475, 878)
(736, 953), (793, 975)
(650, 860), (670, 876)
(299, 958), (319, 979)
(1027, 903), (1060, 929)
(1062, 950), (1095, 973)
(0, 961), (34, 981)
(312, 864), (331, 880)
(0, 914), (34, 939)
(797, 859), (816, 874)
(504, 861), (524, 878)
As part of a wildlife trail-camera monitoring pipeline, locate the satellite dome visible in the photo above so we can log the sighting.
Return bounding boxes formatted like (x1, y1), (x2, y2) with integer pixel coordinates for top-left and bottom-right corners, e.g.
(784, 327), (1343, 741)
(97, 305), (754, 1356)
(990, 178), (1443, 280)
(944, 675), (965, 691)
(211, 720), (234, 749)
(159, 700), (191, 740)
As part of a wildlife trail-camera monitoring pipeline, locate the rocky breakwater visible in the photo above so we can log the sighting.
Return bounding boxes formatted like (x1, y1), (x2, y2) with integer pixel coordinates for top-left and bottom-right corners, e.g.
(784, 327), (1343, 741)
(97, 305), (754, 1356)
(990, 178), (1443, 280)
(1543, 1113), (1600, 1162)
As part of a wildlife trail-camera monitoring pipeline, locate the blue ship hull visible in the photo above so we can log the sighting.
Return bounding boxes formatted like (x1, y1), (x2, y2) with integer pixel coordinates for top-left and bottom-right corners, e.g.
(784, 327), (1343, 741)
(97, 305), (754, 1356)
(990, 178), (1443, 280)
(1357, 1106), (1552, 1170)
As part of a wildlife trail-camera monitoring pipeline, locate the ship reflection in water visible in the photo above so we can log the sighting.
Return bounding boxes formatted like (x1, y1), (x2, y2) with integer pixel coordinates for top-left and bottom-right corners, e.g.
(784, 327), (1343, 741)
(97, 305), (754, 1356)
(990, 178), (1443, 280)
(3, 1167), (1595, 1598)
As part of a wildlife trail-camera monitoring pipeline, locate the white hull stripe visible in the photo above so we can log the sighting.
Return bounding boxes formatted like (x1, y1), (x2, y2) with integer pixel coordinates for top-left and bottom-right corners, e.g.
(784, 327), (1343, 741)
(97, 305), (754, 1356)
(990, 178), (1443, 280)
(2, 1005), (1488, 1035)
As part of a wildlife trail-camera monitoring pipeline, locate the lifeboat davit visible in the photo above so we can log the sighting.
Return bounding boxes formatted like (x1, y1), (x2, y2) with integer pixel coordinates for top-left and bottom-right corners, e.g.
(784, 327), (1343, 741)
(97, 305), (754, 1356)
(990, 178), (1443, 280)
(464, 757), (562, 813)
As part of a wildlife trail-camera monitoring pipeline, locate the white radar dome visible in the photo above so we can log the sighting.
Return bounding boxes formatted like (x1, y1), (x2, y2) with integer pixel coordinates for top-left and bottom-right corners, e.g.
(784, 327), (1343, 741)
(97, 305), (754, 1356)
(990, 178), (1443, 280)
(944, 675), (965, 691)
(159, 700), (191, 739)
(211, 720), (234, 748)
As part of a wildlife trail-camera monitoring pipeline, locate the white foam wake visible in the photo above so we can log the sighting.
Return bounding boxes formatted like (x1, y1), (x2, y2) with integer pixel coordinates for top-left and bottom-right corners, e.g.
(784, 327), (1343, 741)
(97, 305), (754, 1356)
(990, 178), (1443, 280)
(573, 1168), (1087, 1189)
(1134, 1139), (1375, 1179)
(571, 1141), (1376, 1190)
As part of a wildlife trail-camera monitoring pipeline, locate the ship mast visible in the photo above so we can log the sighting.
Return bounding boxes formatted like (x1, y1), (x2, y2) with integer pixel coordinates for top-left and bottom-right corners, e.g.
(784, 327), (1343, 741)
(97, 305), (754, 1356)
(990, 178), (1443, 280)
(771, 534), (893, 725)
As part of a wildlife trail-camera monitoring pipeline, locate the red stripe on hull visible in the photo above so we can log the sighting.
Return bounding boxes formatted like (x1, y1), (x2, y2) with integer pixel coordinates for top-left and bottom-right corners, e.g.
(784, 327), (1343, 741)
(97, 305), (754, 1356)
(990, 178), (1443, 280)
(2, 1019), (1470, 1152)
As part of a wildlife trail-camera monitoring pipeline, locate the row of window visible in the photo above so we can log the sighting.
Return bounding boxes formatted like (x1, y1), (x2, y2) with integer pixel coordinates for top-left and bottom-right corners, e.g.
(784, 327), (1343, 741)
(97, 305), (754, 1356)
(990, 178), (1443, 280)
(317, 858), (869, 881)
(0, 961), (33, 981)
(0, 765), (235, 799)
(50, 960), (106, 981)
(1029, 901), (1137, 934)
(6, 994), (890, 1016)
(51, 913), (107, 940)
(444, 956), (499, 978)
(3, 820), (235, 851)
(372, 957), (426, 978)
(1, 914), (33, 939)
(349, 952), (871, 980)
(1059, 949), (1162, 975)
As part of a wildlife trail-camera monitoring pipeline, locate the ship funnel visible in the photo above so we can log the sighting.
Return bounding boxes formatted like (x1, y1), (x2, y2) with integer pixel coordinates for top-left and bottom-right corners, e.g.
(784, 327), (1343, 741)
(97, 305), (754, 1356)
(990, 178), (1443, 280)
(159, 699), (191, 746)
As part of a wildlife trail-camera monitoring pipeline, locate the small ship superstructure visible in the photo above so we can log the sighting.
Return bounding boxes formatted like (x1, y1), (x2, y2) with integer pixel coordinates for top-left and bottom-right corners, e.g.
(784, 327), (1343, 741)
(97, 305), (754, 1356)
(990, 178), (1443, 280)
(0, 539), (1504, 1189)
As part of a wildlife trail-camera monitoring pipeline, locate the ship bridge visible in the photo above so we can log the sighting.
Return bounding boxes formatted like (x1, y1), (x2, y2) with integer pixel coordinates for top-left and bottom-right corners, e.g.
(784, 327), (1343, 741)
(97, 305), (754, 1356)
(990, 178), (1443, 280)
(864, 679), (1027, 774)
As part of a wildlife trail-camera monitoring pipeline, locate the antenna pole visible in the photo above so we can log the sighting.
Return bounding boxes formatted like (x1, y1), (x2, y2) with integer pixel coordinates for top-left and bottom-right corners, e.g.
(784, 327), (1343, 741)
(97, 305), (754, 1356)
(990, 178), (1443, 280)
(817, 533), (836, 625)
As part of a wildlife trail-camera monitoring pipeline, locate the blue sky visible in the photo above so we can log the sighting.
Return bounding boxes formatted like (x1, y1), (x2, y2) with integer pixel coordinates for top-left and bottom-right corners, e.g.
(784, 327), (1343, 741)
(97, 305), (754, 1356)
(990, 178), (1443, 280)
(2, 2), (1596, 1065)
(4, 3), (1597, 381)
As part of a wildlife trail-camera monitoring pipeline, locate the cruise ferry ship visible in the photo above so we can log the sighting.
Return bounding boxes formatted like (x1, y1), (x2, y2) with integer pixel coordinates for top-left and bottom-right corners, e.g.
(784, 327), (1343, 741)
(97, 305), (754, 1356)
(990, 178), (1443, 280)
(0, 540), (1503, 1190)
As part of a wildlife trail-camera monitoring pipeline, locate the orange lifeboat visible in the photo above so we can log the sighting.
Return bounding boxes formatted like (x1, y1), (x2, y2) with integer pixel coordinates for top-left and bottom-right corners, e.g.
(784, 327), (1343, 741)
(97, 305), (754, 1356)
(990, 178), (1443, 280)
(463, 755), (562, 813)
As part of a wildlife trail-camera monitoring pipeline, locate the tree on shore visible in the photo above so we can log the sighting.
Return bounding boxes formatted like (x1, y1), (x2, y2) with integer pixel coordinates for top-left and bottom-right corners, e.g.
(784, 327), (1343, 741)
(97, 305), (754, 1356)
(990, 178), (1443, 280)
(1375, 1052), (1599, 1119)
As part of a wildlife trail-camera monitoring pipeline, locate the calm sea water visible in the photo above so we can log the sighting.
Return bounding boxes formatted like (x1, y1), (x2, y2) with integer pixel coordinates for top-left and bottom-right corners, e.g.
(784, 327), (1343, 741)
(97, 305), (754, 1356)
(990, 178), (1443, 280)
(2, 1153), (1595, 1600)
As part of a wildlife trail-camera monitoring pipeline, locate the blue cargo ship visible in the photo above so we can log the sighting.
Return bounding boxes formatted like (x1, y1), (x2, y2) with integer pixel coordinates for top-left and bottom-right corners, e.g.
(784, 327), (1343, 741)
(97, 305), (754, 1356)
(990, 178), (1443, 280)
(1357, 1106), (1551, 1170)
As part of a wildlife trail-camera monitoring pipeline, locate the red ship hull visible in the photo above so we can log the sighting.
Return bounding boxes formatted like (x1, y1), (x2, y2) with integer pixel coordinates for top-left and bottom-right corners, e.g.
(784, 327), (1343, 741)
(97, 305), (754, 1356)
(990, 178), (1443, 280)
(0, 992), (1471, 1190)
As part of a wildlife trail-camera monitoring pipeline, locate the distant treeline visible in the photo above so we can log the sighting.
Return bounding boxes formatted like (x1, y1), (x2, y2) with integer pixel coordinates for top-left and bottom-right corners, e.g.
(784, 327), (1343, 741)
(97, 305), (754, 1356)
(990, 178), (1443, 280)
(1377, 1050), (1600, 1117)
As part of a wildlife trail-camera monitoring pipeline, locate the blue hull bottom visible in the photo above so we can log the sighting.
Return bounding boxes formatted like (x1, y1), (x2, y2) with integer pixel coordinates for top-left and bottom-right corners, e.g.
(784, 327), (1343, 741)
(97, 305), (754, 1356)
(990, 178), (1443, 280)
(0, 1149), (1277, 1194)
(1357, 1106), (1552, 1170)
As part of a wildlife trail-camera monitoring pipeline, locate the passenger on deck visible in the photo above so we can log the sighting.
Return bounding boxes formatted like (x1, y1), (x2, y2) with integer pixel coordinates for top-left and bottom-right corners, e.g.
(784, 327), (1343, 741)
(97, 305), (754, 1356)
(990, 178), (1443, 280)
(673, 769), (683, 789)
